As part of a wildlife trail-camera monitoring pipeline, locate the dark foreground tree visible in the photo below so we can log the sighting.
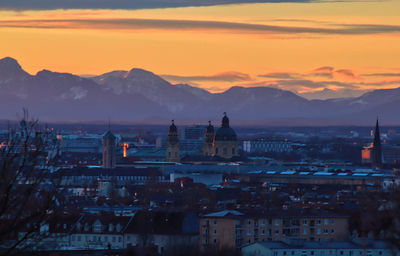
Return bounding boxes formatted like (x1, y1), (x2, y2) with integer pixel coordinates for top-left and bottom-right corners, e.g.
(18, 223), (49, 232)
(0, 111), (63, 255)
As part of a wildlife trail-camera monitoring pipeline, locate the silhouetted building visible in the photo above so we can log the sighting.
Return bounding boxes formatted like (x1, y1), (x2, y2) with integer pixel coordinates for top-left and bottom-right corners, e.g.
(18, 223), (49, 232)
(103, 130), (116, 169)
(204, 121), (215, 156)
(166, 120), (180, 162)
(372, 118), (382, 169)
(214, 113), (238, 159)
(180, 125), (206, 151)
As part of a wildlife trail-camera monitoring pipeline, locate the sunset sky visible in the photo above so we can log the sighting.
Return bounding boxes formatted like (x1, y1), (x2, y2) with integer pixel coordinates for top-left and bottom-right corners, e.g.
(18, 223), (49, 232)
(1, 0), (400, 99)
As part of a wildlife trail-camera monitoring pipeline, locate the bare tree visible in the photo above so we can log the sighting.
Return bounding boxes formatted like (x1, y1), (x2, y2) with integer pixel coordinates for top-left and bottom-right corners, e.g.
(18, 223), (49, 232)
(0, 110), (63, 255)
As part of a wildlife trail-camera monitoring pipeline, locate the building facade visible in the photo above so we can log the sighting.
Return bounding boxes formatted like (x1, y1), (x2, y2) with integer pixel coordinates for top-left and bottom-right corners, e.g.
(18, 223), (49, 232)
(166, 120), (180, 162)
(214, 113), (238, 159)
(204, 121), (215, 156)
(103, 130), (116, 169)
(199, 210), (349, 250)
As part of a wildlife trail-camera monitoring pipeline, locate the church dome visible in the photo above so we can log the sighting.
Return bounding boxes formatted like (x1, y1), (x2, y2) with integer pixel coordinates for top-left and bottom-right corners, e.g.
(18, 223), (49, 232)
(215, 113), (237, 142)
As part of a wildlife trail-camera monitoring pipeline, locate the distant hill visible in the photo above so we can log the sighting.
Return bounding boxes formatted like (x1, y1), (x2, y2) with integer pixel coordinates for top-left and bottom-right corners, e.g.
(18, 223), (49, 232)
(0, 57), (399, 125)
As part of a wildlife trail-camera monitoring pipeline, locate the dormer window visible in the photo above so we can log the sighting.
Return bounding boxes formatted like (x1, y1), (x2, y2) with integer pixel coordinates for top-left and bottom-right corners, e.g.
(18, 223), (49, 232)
(116, 223), (121, 232)
(109, 223), (114, 232)
(84, 223), (89, 232)
(93, 220), (102, 233)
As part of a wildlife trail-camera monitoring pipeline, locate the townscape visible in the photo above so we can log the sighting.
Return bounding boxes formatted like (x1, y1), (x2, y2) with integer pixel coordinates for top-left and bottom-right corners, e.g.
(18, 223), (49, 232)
(1, 112), (400, 256)
(1, 0), (400, 255)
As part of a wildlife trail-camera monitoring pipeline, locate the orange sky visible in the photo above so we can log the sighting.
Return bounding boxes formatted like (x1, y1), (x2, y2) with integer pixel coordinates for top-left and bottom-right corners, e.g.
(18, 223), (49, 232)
(1, 0), (400, 99)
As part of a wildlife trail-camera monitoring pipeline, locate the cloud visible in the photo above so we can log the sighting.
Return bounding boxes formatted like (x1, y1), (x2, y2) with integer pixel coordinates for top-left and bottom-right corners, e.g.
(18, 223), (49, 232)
(0, 0), (314, 11)
(335, 69), (362, 80)
(363, 73), (400, 77)
(309, 66), (335, 78)
(161, 71), (252, 83)
(1, 18), (400, 36)
(258, 72), (298, 79)
(307, 67), (362, 81)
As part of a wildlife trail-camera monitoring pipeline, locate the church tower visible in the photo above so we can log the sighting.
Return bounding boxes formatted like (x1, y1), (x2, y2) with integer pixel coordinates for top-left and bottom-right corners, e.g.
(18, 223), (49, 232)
(372, 118), (383, 169)
(103, 129), (116, 169)
(214, 113), (238, 159)
(166, 120), (180, 162)
(204, 121), (215, 156)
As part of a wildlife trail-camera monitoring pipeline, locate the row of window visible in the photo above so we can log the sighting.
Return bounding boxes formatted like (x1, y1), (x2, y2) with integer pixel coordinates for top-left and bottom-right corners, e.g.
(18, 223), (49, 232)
(204, 218), (336, 226)
(272, 250), (384, 256)
(208, 228), (335, 237)
(71, 235), (122, 243)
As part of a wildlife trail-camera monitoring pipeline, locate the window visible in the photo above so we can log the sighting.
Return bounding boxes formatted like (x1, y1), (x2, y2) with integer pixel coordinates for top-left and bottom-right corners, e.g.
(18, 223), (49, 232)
(331, 229), (335, 234)
(223, 148), (227, 154)
(261, 220), (266, 226)
(118, 237), (122, 243)
(247, 230), (252, 235)
(112, 236), (116, 242)
(284, 252), (287, 255)
(77, 236), (81, 242)
(340, 252), (344, 255)
(116, 223), (121, 232)
(213, 220), (217, 225)
(303, 220), (308, 225)
(324, 219), (329, 225)
(275, 220), (280, 226)
(317, 228), (321, 235)
(331, 220), (335, 225)
(262, 230), (265, 235)
(317, 220), (321, 225)
(71, 236), (75, 242)
(214, 239), (217, 244)
(248, 220), (251, 225)
(303, 229), (307, 235)
(214, 229), (217, 234)
(324, 229), (329, 234)
(275, 230), (279, 234)
(311, 251), (314, 255)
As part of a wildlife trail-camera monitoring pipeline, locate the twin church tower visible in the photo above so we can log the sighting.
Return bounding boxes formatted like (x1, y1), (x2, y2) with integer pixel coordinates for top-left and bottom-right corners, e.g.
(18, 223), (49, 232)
(166, 113), (238, 162)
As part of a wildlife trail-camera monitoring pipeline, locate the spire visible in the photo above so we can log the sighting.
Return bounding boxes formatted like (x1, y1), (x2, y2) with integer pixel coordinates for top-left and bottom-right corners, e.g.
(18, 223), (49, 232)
(372, 117), (382, 169)
(206, 120), (214, 134)
(169, 119), (177, 133)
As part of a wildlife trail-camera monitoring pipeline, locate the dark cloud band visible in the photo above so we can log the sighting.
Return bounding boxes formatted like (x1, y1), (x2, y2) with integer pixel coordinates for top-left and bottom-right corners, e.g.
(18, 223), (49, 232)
(1, 18), (400, 35)
(0, 0), (313, 11)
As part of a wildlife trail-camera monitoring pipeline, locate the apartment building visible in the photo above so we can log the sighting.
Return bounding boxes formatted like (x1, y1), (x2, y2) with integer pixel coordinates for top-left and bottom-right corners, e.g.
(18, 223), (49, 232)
(200, 210), (349, 250)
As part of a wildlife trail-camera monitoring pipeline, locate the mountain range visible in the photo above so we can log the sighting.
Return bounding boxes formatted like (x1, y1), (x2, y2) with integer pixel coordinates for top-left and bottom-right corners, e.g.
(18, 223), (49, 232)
(0, 57), (399, 126)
